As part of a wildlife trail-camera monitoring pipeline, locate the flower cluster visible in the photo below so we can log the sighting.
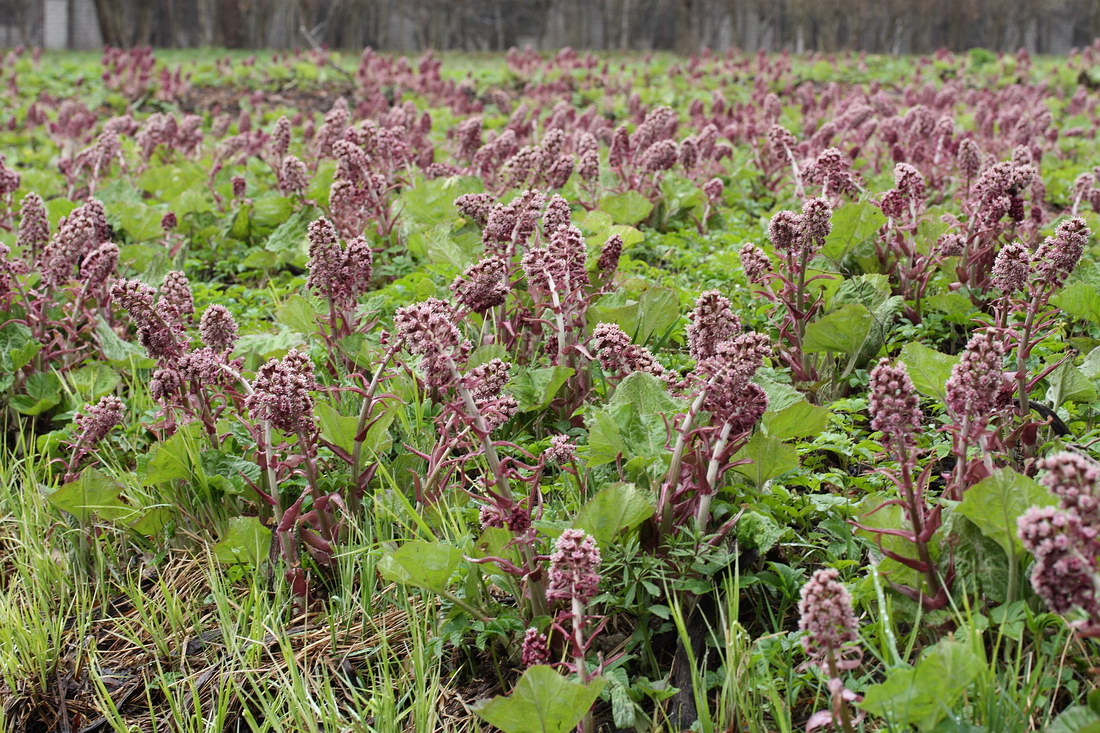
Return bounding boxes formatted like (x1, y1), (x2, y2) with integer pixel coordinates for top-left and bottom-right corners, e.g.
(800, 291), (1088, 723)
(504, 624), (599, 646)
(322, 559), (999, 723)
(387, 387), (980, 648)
(245, 348), (318, 436)
(868, 359), (922, 450)
(944, 331), (1009, 435)
(74, 395), (125, 446)
(546, 529), (601, 603)
(305, 217), (374, 308)
(1018, 453), (1100, 634)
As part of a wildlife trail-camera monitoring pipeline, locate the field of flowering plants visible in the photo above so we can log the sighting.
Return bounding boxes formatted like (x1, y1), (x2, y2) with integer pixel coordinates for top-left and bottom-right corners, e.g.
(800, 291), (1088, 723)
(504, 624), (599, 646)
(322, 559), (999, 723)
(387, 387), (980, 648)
(4, 41), (1100, 732)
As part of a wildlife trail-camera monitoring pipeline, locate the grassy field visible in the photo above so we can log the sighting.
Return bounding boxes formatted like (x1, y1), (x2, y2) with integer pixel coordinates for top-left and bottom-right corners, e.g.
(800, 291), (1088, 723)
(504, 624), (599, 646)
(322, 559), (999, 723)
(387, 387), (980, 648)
(1, 45), (1100, 731)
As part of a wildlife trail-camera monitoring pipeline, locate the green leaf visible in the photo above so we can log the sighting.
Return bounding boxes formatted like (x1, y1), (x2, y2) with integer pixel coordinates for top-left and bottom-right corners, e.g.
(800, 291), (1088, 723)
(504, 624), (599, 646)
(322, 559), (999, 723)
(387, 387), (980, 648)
(118, 202), (165, 241)
(859, 637), (984, 731)
(803, 304), (875, 358)
(573, 482), (655, 549)
(68, 362), (122, 403)
(0, 322), (41, 378)
(956, 468), (1057, 557)
(607, 372), (685, 414)
(821, 200), (887, 264)
(276, 295), (321, 335)
(316, 401), (395, 455)
(732, 432), (799, 489)
(762, 399), (830, 440)
(378, 541), (462, 594)
(142, 425), (200, 486)
(1045, 706), (1100, 733)
(213, 516), (272, 566)
(10, 372), (61, 415)
(599, 191), (654, 225)
(509, 366), (574, 412)
(47, 469), (126, 521)
(589, 285), (680, 344)
(472, 665), (606, 733)
(735, 510), (783, 553)
(1046, 362), (1098, 407)
(1053, 281), (1100, 325)
(898, 342), (960, 403)
(95, 317), (155, 368)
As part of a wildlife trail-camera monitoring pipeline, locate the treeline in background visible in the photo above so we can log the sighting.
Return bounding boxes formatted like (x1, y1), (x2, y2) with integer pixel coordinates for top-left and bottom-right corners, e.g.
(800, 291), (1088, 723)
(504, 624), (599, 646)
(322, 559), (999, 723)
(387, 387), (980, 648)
(2, 0), (1099, 53)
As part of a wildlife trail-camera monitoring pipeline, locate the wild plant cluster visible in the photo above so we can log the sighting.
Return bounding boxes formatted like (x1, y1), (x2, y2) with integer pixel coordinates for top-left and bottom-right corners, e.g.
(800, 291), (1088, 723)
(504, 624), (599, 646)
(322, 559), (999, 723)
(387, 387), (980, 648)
(3, 42), (1100, 731)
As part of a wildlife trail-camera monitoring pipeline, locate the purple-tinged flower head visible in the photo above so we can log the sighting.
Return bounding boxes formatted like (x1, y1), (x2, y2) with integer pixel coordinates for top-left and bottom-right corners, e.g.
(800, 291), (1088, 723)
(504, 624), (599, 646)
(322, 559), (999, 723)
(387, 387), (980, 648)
(454, 116), (482, 160)
(894, 163), (926, 202)
(395, 297), (464, 364)
(41, 209), (97, 285)
(149, 367), (182, 403)
(111, 278), (188, 364)
(455, 193), (494, 227)
(278, 155), (310, 195)
(804, 147), (860, 197)
(111, 278), (156, 317)
(799, 198), (833, 256)
(679, 136), (699, 171)
(17, 193), (49, 255)
(944, 331), (1009, 433)
(82, 199), (110, 243)
(879, 189), (907, 220)
(521, 629), (550, 667)
(451, 256), (508, 314)
(333, 140), (372, 184)
(479, 502), (507, 529)
(199, 304), (239, 352)
(703, 177), (724, 203)
(957, 139), (982, 180)
(74, 395), (124, 446)
(591, 322), (669, 382)
(640, 140), (679, 173)
(161, 212), (177, 232)
(545, 156), (575, 189)
(462, 358), (518, 431)
(768, 209), (801, 252)
(0, 155), (19, 194)
(609, 125), (631, 168)
(597, 234), (623, 273)
(246, 348), (317, 436)
(798, 568), (860, 660)
(465, 359), (511, 401)
(1038, 452), (1100, 542)
(545, 434), (578, 464)
(992, 242), (1030, 294)
(546, 528), (601, 603)
(868, 359), (922, 450)
(160, 271), (194, 322)
(541, 128), (566, 159)
(305, 216), (345, 300)
(79, 242), (119, 284)
(686, 290), (741, 362)
(344, 235), (374, 290)
(543, 194), (572, 233)
(270, 115), (291, 160)
(693, 332), (771, 429)
(577, 133), (599, 181)
(739, 243), (772, 284)
(231, 176), (247, 199)
(1032, 217), (1091, 291)
(767, 124), (797, 159)
(934, 233), (966, 258)
(1018, 506), (1098, 617)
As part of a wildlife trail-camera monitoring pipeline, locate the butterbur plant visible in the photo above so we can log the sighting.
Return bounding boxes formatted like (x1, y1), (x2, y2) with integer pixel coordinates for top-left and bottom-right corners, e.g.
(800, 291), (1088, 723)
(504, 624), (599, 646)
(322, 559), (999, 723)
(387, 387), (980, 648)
(745, 198), (833, 382)
(798, 568), (864, 732)
(1018, 452), (1100, 638)
(855, 358), (951, 609)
